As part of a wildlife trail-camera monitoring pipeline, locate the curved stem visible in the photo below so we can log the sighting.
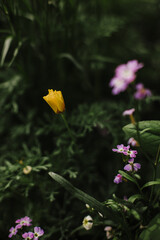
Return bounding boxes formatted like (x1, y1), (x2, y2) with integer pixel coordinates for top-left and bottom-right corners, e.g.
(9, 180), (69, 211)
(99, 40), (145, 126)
(61, 113), (75, 141)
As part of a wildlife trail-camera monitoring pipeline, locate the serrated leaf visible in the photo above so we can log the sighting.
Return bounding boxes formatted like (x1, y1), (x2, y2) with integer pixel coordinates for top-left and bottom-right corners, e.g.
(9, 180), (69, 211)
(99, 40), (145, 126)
(123, 121), (160, 156)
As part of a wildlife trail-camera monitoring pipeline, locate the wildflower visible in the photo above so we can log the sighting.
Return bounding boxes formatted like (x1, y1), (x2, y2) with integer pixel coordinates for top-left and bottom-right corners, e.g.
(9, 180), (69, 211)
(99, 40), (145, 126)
(124, 159), (141, 172)
(109, 60), (143, 95)
(82, 215), (93, 230)
(125, 147), (137, 158)
(16, 216), (32, 229)
(23, 166), (32, 174)
(33, 227), (44, 240)
(8, 226), (18, 238)
(112, 144), (137, 158)
(134, 83), (152, 100)
(22, 232), (34, 240)
(43, 89), (65, 114)
(112, 144), (128, 154)
(115, 60), (143, 83)
(114, 174), (123, 184)
(122, 108), (135, 116)
(104, 226), (113, 239)
(123, 108), (135, 124)
(109, 77), (128, 95)
(128, 137), (139, 147)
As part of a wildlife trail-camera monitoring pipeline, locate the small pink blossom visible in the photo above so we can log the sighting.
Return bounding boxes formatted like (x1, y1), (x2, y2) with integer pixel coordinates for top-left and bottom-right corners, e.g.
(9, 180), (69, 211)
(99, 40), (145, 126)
(114, 174), (123, 184)
(112, 144), (137, 158)
(8, 226), (18, 238)
(134, 83), (152, 100)
(112, 144), (129, 154)
(124, 159), (141, 172)
(34, 227), (44, 240)
(104, 226), (113, 239)
(128, 137), (139, 147)
(109, 77), (128, 95)
(125, 148), (137, 158)
(22, 232), (34, 240)
(109, 60), (143, 95)
(16, 216), (32, 229)
(123, 108), (135, 116)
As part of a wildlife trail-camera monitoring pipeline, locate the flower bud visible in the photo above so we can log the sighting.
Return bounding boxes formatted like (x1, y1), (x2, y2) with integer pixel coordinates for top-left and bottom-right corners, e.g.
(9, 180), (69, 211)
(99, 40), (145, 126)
(43, 89), (65, 114)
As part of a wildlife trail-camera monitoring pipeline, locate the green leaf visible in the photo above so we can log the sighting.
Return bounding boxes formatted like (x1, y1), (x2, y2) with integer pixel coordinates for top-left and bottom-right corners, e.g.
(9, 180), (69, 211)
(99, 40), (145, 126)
(59, 53), (83, 71)
(128, 194), (143, 203)
(0, 36), (13, 67)
(141, 180), (160, 190)
(118, 170), (137, 185)
(8, 39), (25, 67)
(130, 209), (141, 220)
(123, 121), (160, 156)
(49, 172), (109, 217)
(139, 214), (160, 240)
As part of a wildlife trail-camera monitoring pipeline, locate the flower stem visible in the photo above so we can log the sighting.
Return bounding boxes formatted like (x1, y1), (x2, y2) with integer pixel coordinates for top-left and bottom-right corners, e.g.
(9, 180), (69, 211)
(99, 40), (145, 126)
(61, 113), (75, 141)
(149, 144), (160, 202)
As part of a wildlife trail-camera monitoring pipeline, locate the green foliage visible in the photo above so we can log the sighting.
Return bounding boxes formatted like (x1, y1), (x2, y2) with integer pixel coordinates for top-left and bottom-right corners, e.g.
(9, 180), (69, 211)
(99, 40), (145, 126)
(0, 0), (160, 239)
(123, 121), (160, 156)
(139, 214), (160, 240)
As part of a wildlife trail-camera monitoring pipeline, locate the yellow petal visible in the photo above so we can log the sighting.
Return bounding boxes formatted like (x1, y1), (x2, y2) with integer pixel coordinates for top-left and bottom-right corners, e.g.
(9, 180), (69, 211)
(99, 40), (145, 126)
(43, 89), (65, 114)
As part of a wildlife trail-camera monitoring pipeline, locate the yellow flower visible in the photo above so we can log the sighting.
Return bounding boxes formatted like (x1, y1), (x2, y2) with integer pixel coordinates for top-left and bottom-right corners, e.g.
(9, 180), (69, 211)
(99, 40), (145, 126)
(43, 89), (65, 114)
(23, 166), (32, 174)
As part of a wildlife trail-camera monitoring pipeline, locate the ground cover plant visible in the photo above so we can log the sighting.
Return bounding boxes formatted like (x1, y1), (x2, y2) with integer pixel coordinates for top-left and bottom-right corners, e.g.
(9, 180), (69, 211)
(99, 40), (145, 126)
(0, 0), (160, 239)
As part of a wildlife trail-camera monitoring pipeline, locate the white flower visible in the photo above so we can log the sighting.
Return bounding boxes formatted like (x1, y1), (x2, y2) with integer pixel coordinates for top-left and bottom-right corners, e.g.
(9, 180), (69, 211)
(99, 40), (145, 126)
(82, 215), (93, 230)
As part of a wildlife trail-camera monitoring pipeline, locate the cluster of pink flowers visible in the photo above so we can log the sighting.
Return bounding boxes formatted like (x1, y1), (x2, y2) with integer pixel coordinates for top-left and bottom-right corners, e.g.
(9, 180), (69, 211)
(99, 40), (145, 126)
(112, 144), (141, 184)
(109, 60), (143, 95)
(8, 216), (44, 240)
(112, 144), (137, 158)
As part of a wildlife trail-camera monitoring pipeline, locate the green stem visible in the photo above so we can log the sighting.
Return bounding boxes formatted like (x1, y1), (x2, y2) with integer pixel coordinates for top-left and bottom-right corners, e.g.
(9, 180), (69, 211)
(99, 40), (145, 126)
(121, 211), (133, 240)
(61, 113), (75, 141)
(150, 144), (160, 202)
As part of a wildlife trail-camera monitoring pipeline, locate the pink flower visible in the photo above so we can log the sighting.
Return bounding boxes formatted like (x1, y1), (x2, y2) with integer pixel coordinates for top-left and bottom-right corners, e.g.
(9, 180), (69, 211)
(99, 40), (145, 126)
(16, 216), (32, 229)
(104, 226), (113, 239)
(134, 83), (152, 100)
(109, 60), (143, 95)
(128, 137), (139, 147)
(112, 144), (137, 158)
(125, 148), (137, 158)
(109, 77), (128, 95)
(8, 226), (18, 238)
(22, 232), (34, 240)
(122, 108), (135, 116)
(112, 144), (129, 154)
(124, 159), (141, 172)
(34, 227), (44, 240)
(114, 174), (123, 184)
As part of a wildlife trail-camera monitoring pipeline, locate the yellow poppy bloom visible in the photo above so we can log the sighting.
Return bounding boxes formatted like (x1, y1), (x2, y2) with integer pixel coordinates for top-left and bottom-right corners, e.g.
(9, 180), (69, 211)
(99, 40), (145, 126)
(43, 89), (65, 114)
